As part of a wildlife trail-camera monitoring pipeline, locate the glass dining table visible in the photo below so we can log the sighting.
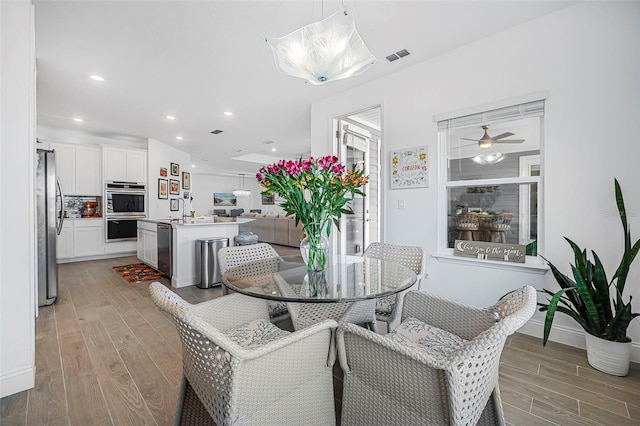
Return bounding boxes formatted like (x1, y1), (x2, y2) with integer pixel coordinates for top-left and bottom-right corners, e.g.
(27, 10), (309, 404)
(221, 254), (417, 304)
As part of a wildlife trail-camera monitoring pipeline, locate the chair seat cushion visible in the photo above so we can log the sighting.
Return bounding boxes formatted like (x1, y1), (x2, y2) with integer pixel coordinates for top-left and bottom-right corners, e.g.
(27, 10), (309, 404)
(268, 301), (289, 318)
(386, 317), (468, 358)
(223, 319), (290, 349)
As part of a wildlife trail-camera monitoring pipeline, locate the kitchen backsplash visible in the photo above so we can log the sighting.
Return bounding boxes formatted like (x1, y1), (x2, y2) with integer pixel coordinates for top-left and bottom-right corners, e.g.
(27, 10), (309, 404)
(64, 196), (102, 218)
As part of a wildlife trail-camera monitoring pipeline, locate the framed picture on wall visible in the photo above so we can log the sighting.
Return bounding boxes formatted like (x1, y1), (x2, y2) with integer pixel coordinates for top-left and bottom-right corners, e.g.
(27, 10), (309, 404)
(170, 198), (179, 211)
(182, 171), (191, 190)
(170, 179), (180, 195)
(171, 163), (179, 176)
(158, 179), (168, 199)
(214, 192), (237, 206)
(390, 145), (429, 189)
(262, 194), (274, 205)
(160, 167), (167, 177)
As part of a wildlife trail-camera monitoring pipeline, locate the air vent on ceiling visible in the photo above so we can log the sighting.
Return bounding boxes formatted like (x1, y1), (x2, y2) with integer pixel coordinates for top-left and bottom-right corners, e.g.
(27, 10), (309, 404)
(262, 140), (275, 145)
(210, 129), (224, 134)
(386, 49), (411, 62)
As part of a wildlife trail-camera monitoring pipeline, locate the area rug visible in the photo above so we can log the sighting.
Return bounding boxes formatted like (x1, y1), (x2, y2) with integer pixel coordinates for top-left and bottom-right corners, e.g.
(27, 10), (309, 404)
(113, 263), (164, 284)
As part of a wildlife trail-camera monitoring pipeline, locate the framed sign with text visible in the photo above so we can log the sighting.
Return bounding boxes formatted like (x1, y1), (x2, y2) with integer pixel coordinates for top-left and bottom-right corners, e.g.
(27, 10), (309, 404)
(453, 240), (526, 263)
(390, 145), (429, 189)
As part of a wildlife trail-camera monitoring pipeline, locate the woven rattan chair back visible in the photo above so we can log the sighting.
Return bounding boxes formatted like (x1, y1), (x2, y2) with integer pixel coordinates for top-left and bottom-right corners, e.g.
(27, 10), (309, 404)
(149, 281), (338, 426)
(363, 242), (426, 331)
(337, 286), (537, 426)
(485, 212), (513, 243)
(455, 212), (480, 241)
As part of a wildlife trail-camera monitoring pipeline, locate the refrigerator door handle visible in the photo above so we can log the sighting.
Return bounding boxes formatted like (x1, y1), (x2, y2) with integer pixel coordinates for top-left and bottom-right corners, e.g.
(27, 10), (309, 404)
(56, 177), (65, 235)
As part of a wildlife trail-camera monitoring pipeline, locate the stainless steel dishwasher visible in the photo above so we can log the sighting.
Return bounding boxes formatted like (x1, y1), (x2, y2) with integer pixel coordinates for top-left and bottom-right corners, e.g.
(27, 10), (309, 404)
(157, 223), (172, 277)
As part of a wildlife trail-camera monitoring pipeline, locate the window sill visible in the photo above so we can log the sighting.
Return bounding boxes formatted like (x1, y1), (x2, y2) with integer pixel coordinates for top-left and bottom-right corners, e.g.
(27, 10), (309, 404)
(432, 250), (549, 274)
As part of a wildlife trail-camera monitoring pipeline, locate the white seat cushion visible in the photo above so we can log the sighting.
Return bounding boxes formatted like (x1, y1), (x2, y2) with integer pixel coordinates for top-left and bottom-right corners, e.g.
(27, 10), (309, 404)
(386, 317), (468, 358)
(223, 319), (290, 349)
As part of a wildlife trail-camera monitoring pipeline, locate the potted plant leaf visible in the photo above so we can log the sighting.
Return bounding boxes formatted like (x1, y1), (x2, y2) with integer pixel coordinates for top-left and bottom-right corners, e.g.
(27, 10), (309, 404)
(539, 178), (639, 376)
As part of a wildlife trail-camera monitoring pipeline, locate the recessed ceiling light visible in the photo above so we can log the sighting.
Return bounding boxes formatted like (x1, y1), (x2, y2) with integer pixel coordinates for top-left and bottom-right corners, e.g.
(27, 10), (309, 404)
(224, 111), (233, 116)
(176, 136), (183, 140)
(73, 117), (84, 122)
(271, 148), (277, 152)
(191, 164), (196, 168)
(166, 115), (176, 120)
(90, 75), (104, 81)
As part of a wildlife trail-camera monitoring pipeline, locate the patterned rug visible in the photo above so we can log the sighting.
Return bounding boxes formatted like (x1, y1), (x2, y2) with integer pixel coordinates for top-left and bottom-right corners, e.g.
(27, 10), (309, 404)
(113, 263), (164, 284)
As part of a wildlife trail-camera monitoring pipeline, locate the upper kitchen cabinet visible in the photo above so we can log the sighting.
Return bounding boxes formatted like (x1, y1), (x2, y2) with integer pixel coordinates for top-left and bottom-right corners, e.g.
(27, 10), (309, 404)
(49, 143), (101, 195)
(103, 146), (147, 183)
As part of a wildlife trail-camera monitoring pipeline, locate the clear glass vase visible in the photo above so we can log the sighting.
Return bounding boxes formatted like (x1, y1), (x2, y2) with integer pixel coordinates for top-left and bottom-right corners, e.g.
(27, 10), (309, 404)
(300, 234), (329, 271)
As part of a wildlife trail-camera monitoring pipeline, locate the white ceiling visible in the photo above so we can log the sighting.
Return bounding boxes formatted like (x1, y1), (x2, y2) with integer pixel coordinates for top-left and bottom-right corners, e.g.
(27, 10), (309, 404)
(34, 0), (573, 175)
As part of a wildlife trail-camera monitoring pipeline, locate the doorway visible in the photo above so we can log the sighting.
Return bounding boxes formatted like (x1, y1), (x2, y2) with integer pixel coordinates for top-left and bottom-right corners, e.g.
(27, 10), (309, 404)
(333, 106), (381, 256)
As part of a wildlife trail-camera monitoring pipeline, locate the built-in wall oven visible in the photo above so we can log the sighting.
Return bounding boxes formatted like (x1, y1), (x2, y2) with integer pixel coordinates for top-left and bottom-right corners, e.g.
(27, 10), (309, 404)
(105, 182), (146, 242)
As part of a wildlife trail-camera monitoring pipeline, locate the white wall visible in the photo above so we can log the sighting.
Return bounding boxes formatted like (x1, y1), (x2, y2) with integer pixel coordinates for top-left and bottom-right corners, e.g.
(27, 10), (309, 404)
(37, 124), (146, 149)
(147, 138), (191, 219)
(1, 1), (36, 397)
(311, 2), (640, 357)
(191, 173), (284, 216)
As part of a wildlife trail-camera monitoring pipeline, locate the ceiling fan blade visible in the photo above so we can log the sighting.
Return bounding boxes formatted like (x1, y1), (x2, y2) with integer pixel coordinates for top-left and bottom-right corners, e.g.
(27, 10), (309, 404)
(452, 142), (477, 149)
(492, 139), (525, 144)
(491, 132), (514, 141)
(460, 138), (479, 142)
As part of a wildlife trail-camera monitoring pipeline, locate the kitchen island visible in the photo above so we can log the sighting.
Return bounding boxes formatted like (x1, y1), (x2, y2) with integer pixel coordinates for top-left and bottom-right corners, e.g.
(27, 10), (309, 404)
(137, 217), (254, 288)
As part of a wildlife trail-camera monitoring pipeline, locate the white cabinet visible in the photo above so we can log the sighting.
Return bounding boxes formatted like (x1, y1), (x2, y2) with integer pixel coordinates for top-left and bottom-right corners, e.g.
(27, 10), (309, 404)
(75, 145), (101, 195)
(137, 220), (158, 269)
(49, 143), (101, 195)
(103, 146), (147, 183)
(57, 221), (74, 260)
(73, 220), (104, 257)
(49, 143), (76, 194)
(57, 219), (104, 260)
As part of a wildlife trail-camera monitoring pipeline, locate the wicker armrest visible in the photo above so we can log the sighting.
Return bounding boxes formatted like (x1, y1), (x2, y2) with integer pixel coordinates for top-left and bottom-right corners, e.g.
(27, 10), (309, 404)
(191, 292), (270, 331)
(402, 290), (497, 340)
(337, 322), (455, 371)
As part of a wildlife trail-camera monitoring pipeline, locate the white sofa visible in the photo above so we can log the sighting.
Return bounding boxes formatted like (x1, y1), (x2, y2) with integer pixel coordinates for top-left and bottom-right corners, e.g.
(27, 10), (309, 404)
(239, 213), (304, 247)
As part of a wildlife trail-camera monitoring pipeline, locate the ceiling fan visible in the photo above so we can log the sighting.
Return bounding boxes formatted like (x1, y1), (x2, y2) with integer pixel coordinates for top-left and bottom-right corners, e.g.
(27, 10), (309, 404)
(461, 125), (525, 149)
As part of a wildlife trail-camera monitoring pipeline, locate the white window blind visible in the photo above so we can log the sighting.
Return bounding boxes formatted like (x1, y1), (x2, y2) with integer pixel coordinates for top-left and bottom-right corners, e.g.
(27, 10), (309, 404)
(437, 99), (545, 131)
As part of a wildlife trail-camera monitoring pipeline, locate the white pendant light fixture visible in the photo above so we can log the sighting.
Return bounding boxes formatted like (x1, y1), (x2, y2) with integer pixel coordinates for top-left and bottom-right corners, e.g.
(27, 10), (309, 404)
(266, 6), (376, 85)
(232, 174), (251, 197)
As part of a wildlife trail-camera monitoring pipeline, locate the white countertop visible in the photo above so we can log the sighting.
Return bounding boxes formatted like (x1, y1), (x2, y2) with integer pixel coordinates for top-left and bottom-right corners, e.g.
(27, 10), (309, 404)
(139, 217), (253, 227)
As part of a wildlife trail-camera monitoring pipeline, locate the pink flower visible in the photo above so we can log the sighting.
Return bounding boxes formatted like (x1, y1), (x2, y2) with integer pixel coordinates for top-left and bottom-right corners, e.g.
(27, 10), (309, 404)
(301, 158), (314, 172)
(285, 160), (301, 175)
(267, 163), (279, 173)
(318, 155), (337, 170)
(256, 172), (265, 182)
(331, 163), (345, 174)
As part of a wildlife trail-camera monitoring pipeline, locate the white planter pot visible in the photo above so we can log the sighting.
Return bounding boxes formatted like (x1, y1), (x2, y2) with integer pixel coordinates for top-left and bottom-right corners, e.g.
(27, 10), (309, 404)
(585, 333), (632, 376)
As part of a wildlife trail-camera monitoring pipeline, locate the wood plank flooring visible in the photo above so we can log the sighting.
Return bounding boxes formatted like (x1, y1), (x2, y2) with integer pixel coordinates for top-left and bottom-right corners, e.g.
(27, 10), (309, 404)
(2, 249), (639, 425)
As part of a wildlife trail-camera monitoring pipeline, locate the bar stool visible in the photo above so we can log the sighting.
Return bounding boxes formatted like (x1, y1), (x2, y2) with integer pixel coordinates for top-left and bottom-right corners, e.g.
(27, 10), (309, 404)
(455, 212), (480, 241)
(485, 212), (513, 243)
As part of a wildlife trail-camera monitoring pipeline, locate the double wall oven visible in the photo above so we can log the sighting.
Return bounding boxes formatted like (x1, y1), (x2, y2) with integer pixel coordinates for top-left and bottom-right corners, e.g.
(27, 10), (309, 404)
(105, 182), (146, 242)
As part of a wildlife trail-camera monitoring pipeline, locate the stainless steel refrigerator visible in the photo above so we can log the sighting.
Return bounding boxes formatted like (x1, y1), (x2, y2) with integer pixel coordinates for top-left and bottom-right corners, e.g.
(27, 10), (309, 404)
(36, 149), (64, 307)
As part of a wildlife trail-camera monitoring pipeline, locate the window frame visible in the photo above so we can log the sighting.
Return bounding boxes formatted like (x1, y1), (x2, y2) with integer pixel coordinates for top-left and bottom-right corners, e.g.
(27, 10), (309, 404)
(434, 93), (547, 272)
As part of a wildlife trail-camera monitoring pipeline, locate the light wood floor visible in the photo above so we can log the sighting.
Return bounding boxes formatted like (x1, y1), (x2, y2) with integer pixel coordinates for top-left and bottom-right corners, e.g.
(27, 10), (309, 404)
(2, 250), (640, 425)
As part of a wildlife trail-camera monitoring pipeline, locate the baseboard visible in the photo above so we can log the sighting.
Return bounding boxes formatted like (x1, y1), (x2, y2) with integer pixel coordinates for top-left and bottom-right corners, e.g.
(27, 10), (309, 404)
(0, 366), (35, 398)
(57, 251), (136, 264)
(518, 319), (640, 363)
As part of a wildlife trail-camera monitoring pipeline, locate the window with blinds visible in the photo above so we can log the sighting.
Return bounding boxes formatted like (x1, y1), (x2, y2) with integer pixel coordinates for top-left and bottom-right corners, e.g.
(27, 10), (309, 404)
(438, 99), (544, 254)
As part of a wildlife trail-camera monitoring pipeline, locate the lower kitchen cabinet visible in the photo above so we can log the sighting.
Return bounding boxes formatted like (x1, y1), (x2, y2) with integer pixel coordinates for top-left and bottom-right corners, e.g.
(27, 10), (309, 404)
(73, 220), (104, 257)
(57, 219), (104, 260)
(57, 221), (74, 260)
(137, 221), (158, 269)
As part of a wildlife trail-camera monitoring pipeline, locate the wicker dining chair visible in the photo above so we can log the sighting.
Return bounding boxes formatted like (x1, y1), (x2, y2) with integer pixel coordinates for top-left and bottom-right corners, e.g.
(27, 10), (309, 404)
(336, 286), (537, 425)
(149, 282), (337, 426)
(363, 242), (426, 332)
(218, 243), (290, 324)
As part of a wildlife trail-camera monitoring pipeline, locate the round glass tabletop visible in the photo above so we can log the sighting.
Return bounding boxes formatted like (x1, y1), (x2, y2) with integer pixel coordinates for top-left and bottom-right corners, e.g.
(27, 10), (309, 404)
(222, 255), (417, 303)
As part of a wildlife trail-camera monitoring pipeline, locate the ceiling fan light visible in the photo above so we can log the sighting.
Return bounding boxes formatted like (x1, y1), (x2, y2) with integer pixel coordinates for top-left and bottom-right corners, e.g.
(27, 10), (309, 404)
(472, 152), (506, 165)
(266, 7), (376, 85)
(478, 139), (492, 149)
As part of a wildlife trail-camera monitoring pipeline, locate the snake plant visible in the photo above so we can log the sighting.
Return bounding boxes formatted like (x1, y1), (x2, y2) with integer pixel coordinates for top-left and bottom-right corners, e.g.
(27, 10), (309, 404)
(539, 179), (640, 345)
